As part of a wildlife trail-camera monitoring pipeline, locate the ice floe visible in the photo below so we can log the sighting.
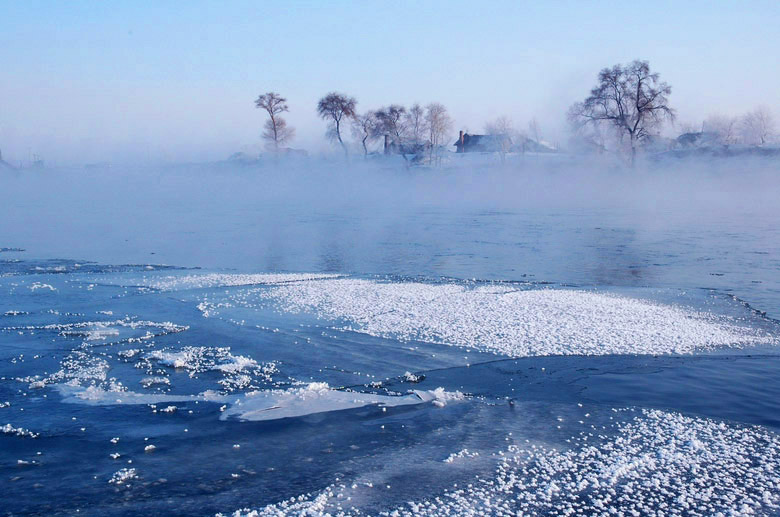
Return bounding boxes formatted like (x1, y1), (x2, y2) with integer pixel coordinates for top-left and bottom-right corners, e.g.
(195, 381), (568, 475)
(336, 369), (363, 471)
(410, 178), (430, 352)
(257, 279), (777, 357)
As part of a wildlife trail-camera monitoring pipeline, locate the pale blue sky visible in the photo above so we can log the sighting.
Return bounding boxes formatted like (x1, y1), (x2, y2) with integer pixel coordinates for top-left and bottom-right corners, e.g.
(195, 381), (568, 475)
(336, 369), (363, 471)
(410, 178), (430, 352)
(2, 1), (778, 164)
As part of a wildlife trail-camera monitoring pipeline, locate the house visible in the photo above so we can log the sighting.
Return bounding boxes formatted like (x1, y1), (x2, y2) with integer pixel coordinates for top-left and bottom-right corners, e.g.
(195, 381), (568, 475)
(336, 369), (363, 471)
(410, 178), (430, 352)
(382, 135), (431, 163)
(512, 136), (559, 153)
(453, 131), (512, 153)
(675, 131), (720, 149)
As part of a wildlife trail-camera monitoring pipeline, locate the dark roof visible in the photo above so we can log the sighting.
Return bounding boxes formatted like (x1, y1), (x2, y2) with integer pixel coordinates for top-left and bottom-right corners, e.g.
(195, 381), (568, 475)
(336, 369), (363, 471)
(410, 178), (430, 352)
(676, 132), (719, 148)
(454, 133), (512, 152)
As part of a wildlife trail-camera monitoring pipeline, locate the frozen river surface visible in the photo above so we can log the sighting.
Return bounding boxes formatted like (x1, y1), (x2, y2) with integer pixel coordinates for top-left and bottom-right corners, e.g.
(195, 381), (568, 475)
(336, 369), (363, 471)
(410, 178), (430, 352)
(2, 163), (780, 515)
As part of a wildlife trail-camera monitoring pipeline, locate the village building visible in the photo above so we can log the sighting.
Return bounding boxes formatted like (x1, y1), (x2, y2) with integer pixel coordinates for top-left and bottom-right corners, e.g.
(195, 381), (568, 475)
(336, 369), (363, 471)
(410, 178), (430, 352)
(453, 131), (512, 153)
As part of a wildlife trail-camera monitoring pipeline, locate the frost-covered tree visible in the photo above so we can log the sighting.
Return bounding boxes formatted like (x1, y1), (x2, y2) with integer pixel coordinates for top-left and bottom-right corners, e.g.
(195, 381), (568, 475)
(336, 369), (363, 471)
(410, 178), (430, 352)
(569, 60), (675, 164)
(405, 104), (427, 147)
(484, 116), (515, 162)
(703, 114), (739, 146)
(425, 103), (453, 166)
(351, 111), (380, 157)
(317, 92), (357, 156)
(528, 118), (541, 144)
(740, 106), (775, 146)
(255, 92), (294, 152)
(375, 105), (408, 149)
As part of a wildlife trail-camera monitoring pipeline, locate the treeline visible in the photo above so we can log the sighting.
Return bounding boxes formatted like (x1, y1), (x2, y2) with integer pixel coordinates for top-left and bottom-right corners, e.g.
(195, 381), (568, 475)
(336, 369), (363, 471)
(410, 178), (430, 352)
(254, 60), (777, 165)
(255, 92), (453, 164)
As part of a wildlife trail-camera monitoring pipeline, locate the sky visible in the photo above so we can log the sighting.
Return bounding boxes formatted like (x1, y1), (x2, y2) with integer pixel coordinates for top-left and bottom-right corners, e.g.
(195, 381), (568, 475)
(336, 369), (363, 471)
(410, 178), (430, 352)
(2, 0), (779, 165)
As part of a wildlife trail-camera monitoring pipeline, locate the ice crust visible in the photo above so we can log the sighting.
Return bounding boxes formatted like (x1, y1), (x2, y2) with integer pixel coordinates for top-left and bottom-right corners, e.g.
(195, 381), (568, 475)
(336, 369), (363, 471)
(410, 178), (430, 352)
(258, 279), (776, 357)
(224, 409), (780, 516)
(130, 273), (341, 291)
(5, 319), (187, 341)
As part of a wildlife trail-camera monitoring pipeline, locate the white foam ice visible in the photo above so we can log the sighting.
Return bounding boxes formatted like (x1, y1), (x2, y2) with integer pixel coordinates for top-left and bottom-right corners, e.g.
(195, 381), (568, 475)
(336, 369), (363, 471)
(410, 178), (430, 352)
(258, 279), (777, 357)
(146, 346), (278, 392)
(29, 282), (57, 291)
(6, 318), (187, 342)
(1, 423), (40, 438)
(139, 376), (170, 388)
(56, 384), (194, 405)
(443, 448), (479, 463)
(219, 383), (465, 422)
(223, 408), (780, 516)
(108, 468), (137, 485)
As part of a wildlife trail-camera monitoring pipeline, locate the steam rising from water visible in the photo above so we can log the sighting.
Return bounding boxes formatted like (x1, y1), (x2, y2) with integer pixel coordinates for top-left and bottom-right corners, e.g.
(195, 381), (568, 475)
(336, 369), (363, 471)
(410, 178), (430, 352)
(1, 155), (779, 274)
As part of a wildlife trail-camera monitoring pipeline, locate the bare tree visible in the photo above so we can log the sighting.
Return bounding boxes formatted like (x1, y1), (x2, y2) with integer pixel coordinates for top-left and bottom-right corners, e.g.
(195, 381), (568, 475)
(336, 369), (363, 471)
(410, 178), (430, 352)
(317, 92), (357, 156)
(405, 103), (427, 147)
(351, 111), (379, 157)
(703, 114), (739, 146)
(375, 105), (408, 150)
(569, 60), (675, 164)
(255, 92), (294, 152)
(484, 116), (515, 162)
(567, 113), (613, 154)
(528, 117), (541, 144)
(425, 102), (453, 166)
(740, 106), (775, 146)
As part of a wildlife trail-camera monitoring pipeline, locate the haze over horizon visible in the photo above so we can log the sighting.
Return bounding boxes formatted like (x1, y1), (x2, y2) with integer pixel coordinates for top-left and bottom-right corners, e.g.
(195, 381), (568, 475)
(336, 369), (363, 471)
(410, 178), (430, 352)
(2, 0), (779, 165)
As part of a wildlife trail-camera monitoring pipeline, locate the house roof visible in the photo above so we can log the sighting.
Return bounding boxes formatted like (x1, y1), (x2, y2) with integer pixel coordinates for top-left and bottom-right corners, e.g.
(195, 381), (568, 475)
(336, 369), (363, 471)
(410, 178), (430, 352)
(454, 133), (512, 151)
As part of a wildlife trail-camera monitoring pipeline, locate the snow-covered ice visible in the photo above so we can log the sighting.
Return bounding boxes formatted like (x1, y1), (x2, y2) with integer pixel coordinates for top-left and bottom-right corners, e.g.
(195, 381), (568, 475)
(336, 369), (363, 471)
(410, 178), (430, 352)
(254, 279), (777, 357)
(223, 408), (780, 516)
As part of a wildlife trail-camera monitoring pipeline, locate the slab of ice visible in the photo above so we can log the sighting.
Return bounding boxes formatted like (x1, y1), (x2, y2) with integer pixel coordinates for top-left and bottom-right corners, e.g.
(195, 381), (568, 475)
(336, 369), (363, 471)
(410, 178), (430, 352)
(221, 383), (464, 422)
(258, 279), (777, 357)
(55, 382), (462, 422)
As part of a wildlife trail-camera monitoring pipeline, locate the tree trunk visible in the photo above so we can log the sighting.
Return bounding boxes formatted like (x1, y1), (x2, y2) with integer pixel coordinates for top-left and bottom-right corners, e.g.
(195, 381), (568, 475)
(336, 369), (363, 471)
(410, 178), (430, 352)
(335, 120), (348, 157)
